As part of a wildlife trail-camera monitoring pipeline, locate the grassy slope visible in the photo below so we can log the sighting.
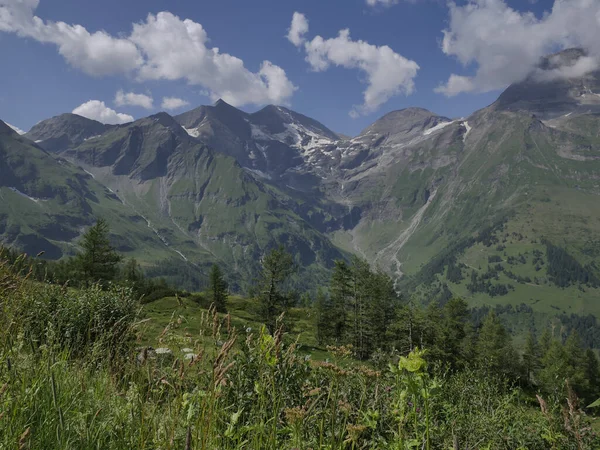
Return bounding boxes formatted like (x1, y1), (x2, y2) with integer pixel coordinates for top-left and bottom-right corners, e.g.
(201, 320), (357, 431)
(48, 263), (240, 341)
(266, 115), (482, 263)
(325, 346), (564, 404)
(139, 295), (327, 359)
(372, 112), (600, 348)
(0, 131), (168, 259)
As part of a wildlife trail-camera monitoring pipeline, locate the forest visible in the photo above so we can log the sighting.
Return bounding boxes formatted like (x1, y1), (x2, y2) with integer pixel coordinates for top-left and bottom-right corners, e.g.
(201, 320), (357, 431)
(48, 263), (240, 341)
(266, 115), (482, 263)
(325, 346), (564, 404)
(1, 219), (600, 448)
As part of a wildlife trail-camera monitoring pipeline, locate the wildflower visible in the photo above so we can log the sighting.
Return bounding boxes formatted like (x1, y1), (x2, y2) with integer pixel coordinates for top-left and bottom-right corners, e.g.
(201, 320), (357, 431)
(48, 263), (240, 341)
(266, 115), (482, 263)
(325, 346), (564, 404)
(326, 344), (354, 358)
(284, 407), (307, 426)
(344, 424), (366, 444)
(357, 365), (381, 378)
(338, 400), (352, 414)
(308, 387), (322, 397)
(312, 361), (349, 376)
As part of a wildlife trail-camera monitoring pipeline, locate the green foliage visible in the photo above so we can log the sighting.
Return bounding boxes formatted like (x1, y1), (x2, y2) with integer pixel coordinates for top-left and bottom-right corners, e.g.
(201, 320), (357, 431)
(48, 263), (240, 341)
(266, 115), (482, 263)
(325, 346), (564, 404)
(475, 311), (520, 378)
(256, 246), (296, 333)
(545, 240), (599, 288)
(321, 257), (398, 359)
(74, 218), (121, 286)
(1, 253), (600, 449)
(208, 264), (228, 313)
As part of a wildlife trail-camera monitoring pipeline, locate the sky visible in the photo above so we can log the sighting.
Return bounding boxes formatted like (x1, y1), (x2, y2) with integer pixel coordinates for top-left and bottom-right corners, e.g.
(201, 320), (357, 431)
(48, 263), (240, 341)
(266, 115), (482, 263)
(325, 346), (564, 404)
(0, 0), (599, 136)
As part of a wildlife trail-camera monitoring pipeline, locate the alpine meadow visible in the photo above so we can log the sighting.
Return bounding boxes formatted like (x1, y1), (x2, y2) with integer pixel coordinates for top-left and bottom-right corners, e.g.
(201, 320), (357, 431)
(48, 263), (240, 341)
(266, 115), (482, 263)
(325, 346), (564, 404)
(3, 0), (600, 448)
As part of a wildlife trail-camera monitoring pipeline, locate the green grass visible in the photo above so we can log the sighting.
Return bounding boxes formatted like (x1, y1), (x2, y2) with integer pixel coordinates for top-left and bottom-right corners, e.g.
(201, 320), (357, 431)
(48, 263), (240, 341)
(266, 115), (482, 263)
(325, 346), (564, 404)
(139, 294), (328, 359)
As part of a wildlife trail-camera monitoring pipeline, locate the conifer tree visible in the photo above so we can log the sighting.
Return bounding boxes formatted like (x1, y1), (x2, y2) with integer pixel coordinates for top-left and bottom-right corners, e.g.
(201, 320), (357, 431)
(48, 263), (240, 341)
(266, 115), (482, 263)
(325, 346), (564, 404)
(329, 260), (352, 343)
(584, 349), (600, 403)
(256, 246), (295, 334)
(315, 288), (332, 345)
(209, 264), (228, 313)
(438, 298), (470, 370)
(523, 331), (540, 384)
(540, 327), (552, 354)
(539, 339), (570, 395)
(475, 311), (519, 378)
(75, 218), (121, 286)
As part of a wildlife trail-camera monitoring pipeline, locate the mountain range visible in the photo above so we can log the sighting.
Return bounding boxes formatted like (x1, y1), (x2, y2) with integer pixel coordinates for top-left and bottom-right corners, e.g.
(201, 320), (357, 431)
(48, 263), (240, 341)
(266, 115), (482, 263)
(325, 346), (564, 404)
(3, 48), (600, 318)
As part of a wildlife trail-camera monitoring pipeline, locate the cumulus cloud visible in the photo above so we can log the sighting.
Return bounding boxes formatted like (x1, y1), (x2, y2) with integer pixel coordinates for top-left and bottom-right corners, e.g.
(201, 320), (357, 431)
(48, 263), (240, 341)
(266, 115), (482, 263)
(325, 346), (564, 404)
(114, 90), (153, 109)
(73, 100), (133, 124)
(288, 12), (419, 117)
(366, 0), (399, 6)
(436, 0), (600, 96)
(6, 122), (25, 134)
(366, 0), (419, 6)
(161, 97), (190, 110)
(0, 0), (141, 76)
(0, 2), (296, 106)
(130, 12), (296, 106)
(287, 12), (308, 47)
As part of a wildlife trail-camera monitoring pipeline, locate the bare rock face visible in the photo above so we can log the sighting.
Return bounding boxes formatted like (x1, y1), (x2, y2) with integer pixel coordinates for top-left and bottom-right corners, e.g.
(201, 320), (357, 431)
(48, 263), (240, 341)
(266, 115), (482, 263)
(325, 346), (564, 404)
(494, 48), (600, 119)
(25, 113), (112, 153)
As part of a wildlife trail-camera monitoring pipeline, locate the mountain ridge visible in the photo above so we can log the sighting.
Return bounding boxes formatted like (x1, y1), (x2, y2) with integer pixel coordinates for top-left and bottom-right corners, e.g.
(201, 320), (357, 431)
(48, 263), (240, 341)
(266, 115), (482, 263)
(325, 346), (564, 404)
(4, 48), (600, 317)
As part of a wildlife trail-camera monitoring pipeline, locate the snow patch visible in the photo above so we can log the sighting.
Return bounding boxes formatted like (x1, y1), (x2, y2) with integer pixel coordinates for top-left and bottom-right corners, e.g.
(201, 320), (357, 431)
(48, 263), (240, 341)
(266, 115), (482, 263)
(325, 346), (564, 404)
(174, 250), (188, 261)
(183, 127), (200, 138)
(35, 139), (44, 143)
(8, 187), (39, 203)
(423, 120), (454, 136)
(462, 121), (472, 141)
(6, 123), (25, 135)
(246, 168), (271, 179)
(84, 135), (101, 141)
(83, 169), (96, 179)
(250, 124), (272, 141)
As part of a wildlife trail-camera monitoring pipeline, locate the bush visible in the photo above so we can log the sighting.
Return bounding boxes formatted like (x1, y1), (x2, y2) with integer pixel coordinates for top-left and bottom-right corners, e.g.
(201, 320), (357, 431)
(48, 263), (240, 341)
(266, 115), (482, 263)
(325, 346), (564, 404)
(1, 263), (138, 361)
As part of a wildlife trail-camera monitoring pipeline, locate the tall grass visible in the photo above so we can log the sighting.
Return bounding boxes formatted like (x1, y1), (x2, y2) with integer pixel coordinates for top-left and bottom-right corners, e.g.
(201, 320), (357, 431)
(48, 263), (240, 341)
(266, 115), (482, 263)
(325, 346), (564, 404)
(0, 258), (598, 449)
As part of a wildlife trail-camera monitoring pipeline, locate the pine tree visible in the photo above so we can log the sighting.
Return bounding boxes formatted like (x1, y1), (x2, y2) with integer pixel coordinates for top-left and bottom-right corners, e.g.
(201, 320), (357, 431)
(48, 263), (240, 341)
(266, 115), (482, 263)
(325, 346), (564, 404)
(540, 327), (552, 355)
(209, 264), (228, 313)
(315, 288), (332, 345)
(329, 260), (352, 343)
(438, 298), (470, 370)
(523, 330), (540, 385)
(583, 349), (600, 403)
(366, 270), (397, 354)
(75, 218), (121, 286)
(539, 340), (570, 395)
(564, 331), (588, 395)
(475, 311), (519, 378)
(256, 246), (295, 334)
(349, 257), (371, 359)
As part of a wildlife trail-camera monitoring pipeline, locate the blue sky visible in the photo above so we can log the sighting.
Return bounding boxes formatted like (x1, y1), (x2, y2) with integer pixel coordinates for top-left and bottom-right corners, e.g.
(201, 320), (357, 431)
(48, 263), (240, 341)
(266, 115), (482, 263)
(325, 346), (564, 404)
(1, 0), (597, 136)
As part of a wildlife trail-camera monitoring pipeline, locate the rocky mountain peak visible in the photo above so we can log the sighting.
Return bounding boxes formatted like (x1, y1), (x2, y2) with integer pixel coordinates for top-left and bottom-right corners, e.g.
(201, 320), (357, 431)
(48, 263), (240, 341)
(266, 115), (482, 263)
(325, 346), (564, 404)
(359, 107), (450, 139)
(25, 113), (111, 152)
(494, 48), (600, 119)
(250, 105), (339, 141)
(0, 120), (16, 136)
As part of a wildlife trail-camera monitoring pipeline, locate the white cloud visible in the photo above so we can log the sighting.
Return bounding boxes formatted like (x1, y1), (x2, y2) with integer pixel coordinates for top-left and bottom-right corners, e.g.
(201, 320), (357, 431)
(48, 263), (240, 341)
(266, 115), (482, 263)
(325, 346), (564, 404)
(6, 122), (25, 134)
(72, 100), (133, 124)
(289, 13), (419, 116)
(115, 90), (153, 109)
(0, 2), (296, 107)
(366, 0), (399, 6)
(436, 0), (600, 96)
(0, 0), (142, 76)
(366, 0), (419, 6)
(130, 12), (297, 106)
(161, 97), (190, 110)
(287, 12), (308, 47)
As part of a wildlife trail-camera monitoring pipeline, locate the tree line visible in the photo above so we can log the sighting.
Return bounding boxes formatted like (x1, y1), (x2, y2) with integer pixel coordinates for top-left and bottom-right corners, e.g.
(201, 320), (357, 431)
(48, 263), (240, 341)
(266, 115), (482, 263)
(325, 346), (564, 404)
(3, 218), (600, 407)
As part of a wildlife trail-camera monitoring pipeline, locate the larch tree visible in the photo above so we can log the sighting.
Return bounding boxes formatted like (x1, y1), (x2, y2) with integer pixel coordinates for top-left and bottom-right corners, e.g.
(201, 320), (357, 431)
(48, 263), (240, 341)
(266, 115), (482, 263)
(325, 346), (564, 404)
(75, 218), (121, 286)
(256, 245), (295, 334)
(209, 264), (228, 313)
